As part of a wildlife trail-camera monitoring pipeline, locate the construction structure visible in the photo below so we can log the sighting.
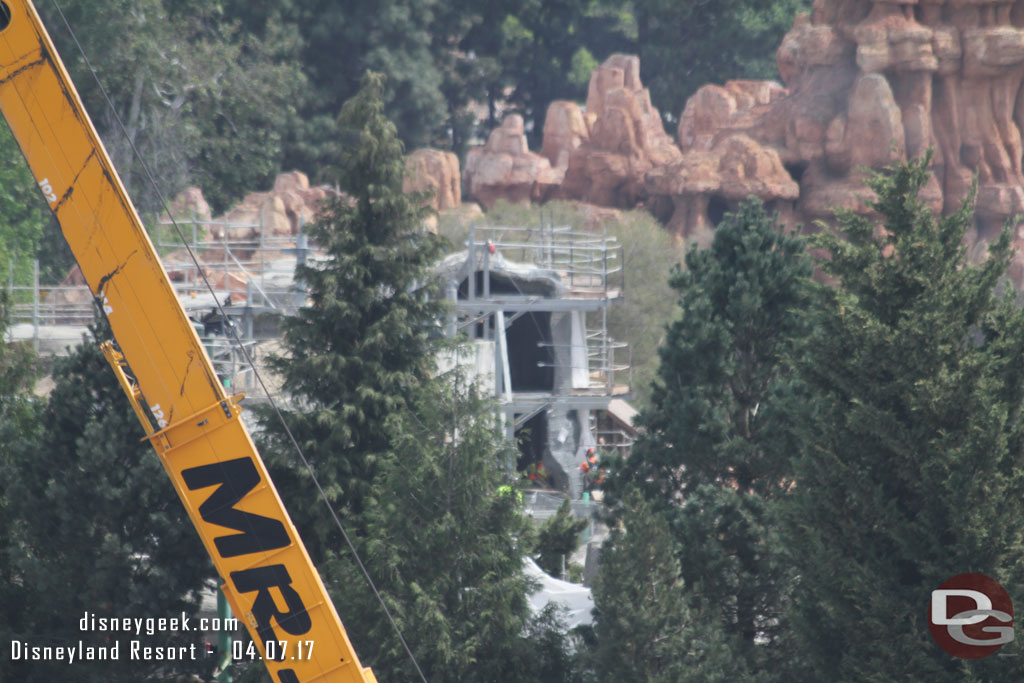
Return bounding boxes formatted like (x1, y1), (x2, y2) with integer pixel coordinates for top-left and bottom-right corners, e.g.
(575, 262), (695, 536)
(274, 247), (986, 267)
(5, 218), (313, 396)
(437, 219), (633, 498)
(9, 210), (637, 501)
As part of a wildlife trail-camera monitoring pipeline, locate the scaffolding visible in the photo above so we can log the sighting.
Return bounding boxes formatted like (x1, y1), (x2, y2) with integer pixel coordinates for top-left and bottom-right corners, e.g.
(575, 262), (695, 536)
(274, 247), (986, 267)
(442, 217), (633, 498)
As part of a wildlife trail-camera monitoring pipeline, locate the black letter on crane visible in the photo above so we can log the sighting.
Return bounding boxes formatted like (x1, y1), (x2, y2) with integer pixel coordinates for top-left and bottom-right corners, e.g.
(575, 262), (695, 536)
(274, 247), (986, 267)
(231, 564), (313, 645)
(182, 457), (290, 558)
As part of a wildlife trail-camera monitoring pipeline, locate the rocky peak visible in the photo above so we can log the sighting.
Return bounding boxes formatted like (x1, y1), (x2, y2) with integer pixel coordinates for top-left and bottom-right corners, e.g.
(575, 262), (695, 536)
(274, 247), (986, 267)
(463, 114), (563, 209)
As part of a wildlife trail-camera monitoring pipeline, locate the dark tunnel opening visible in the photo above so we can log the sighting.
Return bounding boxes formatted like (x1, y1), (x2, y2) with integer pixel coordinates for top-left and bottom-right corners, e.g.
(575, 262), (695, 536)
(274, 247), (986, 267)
(506, 312), (554, 391)
(516, 412), (548, 471)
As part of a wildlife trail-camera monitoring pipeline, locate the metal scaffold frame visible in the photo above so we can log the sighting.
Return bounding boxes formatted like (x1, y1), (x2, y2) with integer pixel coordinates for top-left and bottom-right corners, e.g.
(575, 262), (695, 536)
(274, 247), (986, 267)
(442, 213), (633, 499)
(451, 218), (631, 412)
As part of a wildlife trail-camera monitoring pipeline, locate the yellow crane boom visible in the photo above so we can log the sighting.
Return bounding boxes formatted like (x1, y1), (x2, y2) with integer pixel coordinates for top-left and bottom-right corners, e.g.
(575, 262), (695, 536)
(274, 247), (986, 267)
(0, 2), (376, 681)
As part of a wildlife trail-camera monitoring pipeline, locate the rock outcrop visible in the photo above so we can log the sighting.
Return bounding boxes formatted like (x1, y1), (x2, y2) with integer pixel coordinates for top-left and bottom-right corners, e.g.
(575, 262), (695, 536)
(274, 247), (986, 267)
(646, 134), (800, 247)
(463, 114), (564, 209)
(650, 0), (1024, 271)
(463, 55), (682, 211)
(158, 171), (335, 278)
(211, 171), (333, 241)
(540, 100), (590, 169)
(405, 148), (461, 210)
(558, 54), (682, 207)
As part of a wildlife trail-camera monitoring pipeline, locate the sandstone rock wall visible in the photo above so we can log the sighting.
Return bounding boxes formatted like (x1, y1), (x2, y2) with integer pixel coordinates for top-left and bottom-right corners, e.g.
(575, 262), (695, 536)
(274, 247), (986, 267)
(159, 171), (336, 275)
(463, 4), (1024, 286)
(659, 0), (1024, 278)
(211, 170), (333, 241)
(404, 148), (461, 210)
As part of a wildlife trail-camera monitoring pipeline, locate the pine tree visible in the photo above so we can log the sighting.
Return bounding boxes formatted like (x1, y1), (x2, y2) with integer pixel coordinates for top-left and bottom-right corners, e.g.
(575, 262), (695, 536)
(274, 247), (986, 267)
(786, 155), (1024, 680)
(3, 325), (214, 682)
(589, 492), (744, 683)
(323, 374), (567, 683)
(258, 70), (574, 683)
(604, 199), (811, 674)
(258, 70), (447, 559)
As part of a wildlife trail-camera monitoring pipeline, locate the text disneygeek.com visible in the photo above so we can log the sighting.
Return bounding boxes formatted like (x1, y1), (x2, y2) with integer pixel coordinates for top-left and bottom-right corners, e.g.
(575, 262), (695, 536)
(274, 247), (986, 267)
(9, 610), (239, 663)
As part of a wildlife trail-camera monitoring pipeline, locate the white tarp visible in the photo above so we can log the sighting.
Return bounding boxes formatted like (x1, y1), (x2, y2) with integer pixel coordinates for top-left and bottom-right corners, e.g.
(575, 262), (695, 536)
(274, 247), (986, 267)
(524, 557), (594, 628)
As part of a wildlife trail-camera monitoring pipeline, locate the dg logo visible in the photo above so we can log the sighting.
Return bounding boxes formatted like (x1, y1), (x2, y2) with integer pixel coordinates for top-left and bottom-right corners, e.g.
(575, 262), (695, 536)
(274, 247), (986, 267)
(929, 573), (1014, 659)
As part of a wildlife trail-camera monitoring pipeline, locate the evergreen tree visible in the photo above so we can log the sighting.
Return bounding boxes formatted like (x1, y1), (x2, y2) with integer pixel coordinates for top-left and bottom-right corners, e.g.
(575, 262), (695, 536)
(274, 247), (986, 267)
(0, 292), (40, 651)
(632, 0), (807, 128)
(533, 498), (588, 579)
(322, 375), (567, 683)
(39, 0), (305, 213)
(589, 492), (743, 683)
(257, 72), (577, 682)
(786, 156), (1024, 680)
(604, 199), (811, 675)
(3, 325), (214, 682)
(258, 70), (446, 560)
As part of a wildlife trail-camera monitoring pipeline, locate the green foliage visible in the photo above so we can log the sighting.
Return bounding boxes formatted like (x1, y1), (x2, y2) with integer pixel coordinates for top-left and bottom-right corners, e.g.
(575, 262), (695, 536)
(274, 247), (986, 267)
(634, 0), (807, 127)
(258, 71), (447, 557)
(250, 0), (449, 172)
(2, 325), (214, 682)
(486, 0), (634, 148)
(38, 0), (305, 214)
(0, 121), (60, 289)
(0, 292), (40, 649)
(534, 499), (588, 578)
(176, 18), (306, 213)
(603, 199), (811, 676)
(325, 376), (568, 683)
(786, 156), (1024, 680)
(217, 0), (639, 162)
(588, 492), (744, 683)
(569, 47), (600, 88)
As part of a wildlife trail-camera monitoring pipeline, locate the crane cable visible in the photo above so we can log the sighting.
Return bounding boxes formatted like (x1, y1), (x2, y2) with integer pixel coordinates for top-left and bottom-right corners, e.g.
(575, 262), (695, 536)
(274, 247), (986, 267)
(47, 3), (430, 681)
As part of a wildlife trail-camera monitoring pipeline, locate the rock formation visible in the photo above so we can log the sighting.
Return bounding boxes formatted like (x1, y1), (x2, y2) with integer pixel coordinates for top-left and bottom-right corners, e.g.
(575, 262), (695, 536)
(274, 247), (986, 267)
(165, 187), (212, 222)
(158, 171), (335, 278)
(211, 170), (333, 241)
(540, 100), (591, 169)
(461, 3), (1024, 284)
(646, 133), (800, 247)
(558, 54), (682, 207)
(463, 114), (564, 209)
(649, 0), (1024, 272)
(463, 55), (681, 211)
(404, 148), (461, 211)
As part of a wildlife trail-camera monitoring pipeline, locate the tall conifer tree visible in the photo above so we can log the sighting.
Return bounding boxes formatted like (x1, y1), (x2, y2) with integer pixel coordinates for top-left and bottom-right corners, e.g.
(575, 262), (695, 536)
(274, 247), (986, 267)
(323, 376), (571, 683)
(591, 492), (744, 683)
(787, 156), (1024, 680)
(3, 326), (213, 682)
(254, 72), (576, 682)
(604, 199), (811, 675)
(259, 71), (446, 558)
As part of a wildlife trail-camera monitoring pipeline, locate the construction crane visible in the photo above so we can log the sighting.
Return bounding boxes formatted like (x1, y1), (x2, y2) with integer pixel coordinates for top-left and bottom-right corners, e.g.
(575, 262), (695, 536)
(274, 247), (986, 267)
(0, 2), (377, 681)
